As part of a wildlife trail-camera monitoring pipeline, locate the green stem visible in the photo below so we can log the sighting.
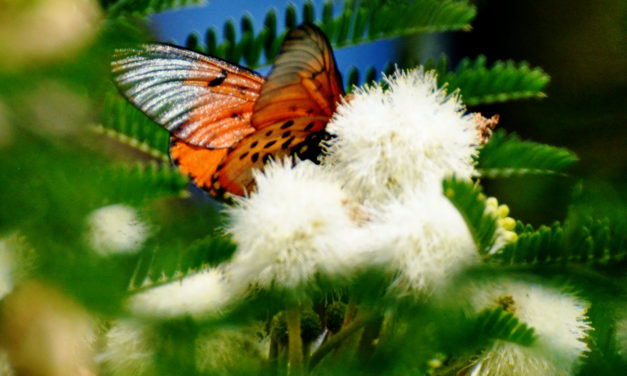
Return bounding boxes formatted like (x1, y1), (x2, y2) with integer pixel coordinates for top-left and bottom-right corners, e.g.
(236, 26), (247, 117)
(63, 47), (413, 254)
(342, 299), (357, 328)
(309, 312), (373, 370)
(287, 305), (303, 375)
(357, 313), (383, 361)
(269, 336), (279, 374)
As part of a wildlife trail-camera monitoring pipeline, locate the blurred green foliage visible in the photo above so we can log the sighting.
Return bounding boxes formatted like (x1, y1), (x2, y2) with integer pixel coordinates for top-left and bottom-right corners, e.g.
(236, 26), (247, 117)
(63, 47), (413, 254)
(0, 0), (624, 375)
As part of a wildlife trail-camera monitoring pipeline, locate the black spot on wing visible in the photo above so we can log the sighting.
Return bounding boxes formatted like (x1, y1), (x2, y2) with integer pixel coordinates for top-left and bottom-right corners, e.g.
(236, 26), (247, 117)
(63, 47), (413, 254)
(281, 120), (294, 129)
(207, 69), (228, 87)
(304, 122), (315, 132)
(281, 136), (295, 150)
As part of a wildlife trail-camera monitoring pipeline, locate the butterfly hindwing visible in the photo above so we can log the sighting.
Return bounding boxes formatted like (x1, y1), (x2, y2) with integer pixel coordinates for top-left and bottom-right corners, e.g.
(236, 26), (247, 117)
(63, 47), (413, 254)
(112, 44), (265, 148)
(210, 23), (345, 196)
(212, 118), (328, 196)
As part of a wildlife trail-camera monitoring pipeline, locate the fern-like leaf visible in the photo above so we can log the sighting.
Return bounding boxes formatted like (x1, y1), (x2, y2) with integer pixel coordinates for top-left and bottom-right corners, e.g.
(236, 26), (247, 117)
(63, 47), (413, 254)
(129, 233), (236, 291)
(566, 216), (627, 266)
(104, 0), (205, 17)
(424, 55), (550, 105)
(493, 217), (626, 266)
(345, 64), (394, 93)
(494, 222), (566, 265)
(474, 306), (536, 346)
(443, 176), (498, 256)
(101, 162), (189, 204)
(342, 0), (476, 42)
(478, 130), (578, 177)
(345, 53), (549, 100)
(183, 0), (476, 68)
(98, 93), (170, 160)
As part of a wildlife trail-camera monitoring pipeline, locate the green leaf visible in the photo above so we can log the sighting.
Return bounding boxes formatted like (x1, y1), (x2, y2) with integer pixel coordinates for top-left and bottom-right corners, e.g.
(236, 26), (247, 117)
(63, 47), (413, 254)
(346, 66), (360, 89)
(183, 0), (476, 68)
(425, 55), (550, 105)
(478, 130), (578, 177)
(102, 162), (189, 204)
(185, 32), (200, 51)
(105, 0), (206, 18)
(565, 182), (627, 268)
(345, 53), (549, 100)
(493, 216), (626, 267)
(98, 92), (170, 160)
(474, 306), (536, 346)
(443, 176), (498, 256)
(303, 1), (315, 24)
(565, 216), (627, 267)
(344, 0), (477, 40)
(494, 222), (566, 265)
(130, 231), (235, 291)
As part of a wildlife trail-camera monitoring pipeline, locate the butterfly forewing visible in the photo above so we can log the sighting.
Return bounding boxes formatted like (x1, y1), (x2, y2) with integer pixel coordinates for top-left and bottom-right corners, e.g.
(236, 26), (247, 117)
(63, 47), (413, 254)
(112, 44), (265, 148)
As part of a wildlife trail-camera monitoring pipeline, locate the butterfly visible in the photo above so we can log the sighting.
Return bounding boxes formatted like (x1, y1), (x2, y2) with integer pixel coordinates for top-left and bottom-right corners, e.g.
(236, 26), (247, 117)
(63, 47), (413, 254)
(111, 23), (344, 198)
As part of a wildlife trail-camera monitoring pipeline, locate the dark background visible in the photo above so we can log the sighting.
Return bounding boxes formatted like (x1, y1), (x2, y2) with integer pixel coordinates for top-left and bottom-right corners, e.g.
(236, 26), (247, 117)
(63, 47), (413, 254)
(442, 0), (626, 225)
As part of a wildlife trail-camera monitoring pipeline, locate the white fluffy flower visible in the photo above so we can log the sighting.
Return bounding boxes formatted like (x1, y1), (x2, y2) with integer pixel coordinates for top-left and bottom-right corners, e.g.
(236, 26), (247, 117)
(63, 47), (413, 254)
(369, 186), (478, 296)
(226, 159), (371, 290)
(128, 267), (233, 319)
(324, 67), (479, 205)
(99, 319), (156, 376)
(87, 204), (149, 255)
(467, 278), (591, 376)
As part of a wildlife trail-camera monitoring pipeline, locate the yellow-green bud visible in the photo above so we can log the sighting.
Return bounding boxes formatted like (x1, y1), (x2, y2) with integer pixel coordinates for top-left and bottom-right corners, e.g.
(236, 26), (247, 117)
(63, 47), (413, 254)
(499, 217), (516, 231)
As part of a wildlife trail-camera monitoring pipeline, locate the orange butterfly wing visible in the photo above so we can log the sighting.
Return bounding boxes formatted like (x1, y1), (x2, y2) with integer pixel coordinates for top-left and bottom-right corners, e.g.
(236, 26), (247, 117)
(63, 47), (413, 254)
(252, 23), (344, 128)
(169, 137), (228, 192)
(212, 23), (345, 196)
(112, 24), (343, 197)
(112, 44), (265, 149)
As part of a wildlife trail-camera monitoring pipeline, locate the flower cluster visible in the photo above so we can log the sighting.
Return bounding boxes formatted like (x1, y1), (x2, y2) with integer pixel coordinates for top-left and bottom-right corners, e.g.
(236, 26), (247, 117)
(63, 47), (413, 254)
(219, 67), (483, 297)
(124, 67), (592, 374)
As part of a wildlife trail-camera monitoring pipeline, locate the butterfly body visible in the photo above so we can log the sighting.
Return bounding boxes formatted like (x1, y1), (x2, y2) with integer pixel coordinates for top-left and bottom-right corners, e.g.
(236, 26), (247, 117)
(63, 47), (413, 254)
(112, 24), (344, 197)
